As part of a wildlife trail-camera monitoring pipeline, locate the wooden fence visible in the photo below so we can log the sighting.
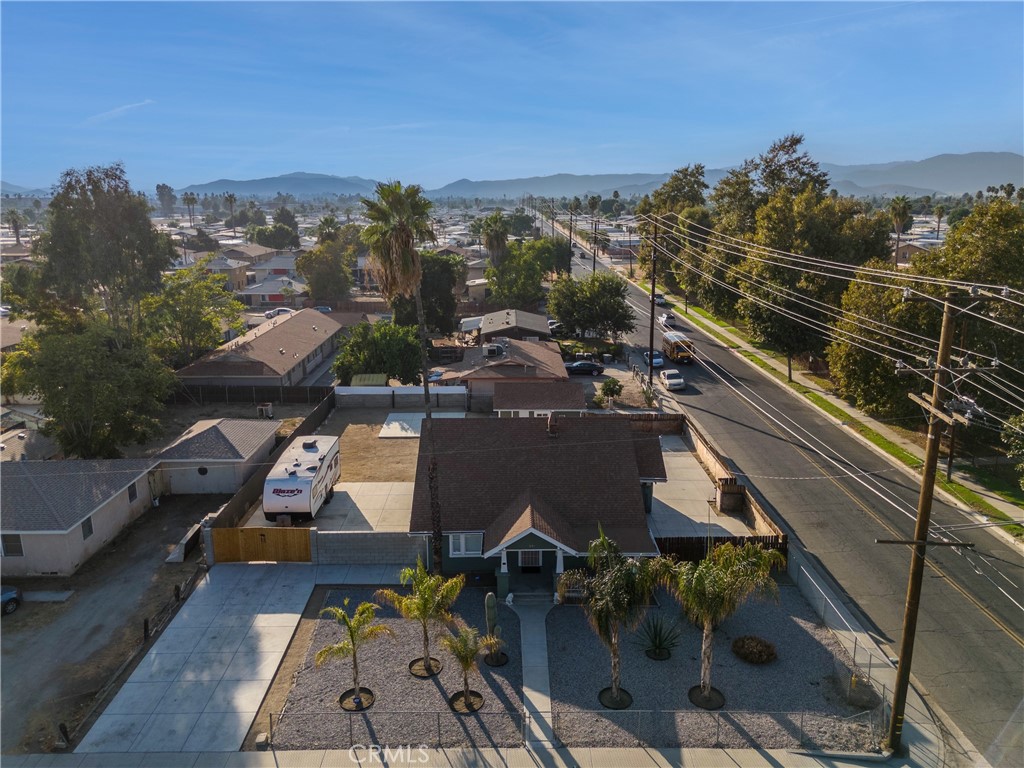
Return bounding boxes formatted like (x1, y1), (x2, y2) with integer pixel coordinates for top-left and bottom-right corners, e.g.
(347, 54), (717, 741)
(212, 527), (311, 563)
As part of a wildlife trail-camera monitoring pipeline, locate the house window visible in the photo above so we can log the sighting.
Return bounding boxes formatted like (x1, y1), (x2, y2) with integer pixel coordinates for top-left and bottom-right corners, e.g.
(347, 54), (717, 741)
(1, 534), (23, 557)
(128, 482), (138, 502)
(449, 533), (483, 557)
(519, 550), (541, 568)
(82, 516), (94, 540)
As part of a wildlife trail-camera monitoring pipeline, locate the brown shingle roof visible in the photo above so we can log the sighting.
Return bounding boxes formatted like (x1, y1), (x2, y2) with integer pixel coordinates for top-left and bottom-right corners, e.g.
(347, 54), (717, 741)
(493, 381), (586, 411)
(452, 339), (568, 382)
(410, 418), (658, 554)
(177, 308), (341, 379)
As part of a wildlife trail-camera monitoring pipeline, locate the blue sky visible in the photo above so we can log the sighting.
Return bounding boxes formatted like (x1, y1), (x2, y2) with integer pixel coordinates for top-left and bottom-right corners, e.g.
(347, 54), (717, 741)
(2, 1), (1022, 191)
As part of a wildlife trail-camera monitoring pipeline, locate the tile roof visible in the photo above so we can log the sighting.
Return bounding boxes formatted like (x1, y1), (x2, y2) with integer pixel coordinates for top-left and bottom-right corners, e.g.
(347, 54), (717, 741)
(480, 309), (551, 338)
(492, 381), (586, 411)
(410, 417), (659, 554)
(158, 419), (281, 461)
(177, 308), (341, 379)
(1, 459), (158, 533)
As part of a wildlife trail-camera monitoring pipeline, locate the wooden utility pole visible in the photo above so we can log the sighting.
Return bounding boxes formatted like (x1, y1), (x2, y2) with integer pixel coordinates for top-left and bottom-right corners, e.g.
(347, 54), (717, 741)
(647, 221), (659, 384)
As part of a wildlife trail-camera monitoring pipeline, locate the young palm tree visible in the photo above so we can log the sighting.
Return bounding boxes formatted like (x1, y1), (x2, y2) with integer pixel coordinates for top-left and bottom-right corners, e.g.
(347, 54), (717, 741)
(375, 557), (465, 676)
(557, 529), (668, 708)
(315, 214), (342, 244)
(224, 192), (238, 236)
(315, 599), (394, 710)
(480, 210), (509, 268)
(888, 195), (911, 264)
(663, 541), (786, 709)
(442, 620), (484, 711)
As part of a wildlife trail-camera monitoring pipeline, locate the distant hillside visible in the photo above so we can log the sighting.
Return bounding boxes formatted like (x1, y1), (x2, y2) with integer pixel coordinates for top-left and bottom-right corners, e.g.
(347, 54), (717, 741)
(824, 152), (1023, 196)
(177, 172), (378, 198)
(1, 181), (48, 197)
(427, 173), (674, 200)
(830, 179), (942, 198)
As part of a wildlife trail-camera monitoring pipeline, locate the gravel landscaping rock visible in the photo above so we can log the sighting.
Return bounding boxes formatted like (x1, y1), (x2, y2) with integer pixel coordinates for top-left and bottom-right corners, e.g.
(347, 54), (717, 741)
(546, 585), (883, 752)
(273, 587), (523, 750)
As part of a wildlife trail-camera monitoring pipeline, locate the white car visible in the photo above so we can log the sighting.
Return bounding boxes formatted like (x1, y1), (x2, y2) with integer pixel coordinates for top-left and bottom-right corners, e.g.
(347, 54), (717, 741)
(659, 369), (686, 391)
(643, 350), (665, 368)
(264, 307), (295, 319)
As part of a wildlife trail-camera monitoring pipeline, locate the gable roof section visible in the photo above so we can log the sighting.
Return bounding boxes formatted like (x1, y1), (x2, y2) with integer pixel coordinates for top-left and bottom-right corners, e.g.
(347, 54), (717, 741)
(158, 419), (281, 462)
(481, 309), (550, 337)
(456, 339), (567, 382)
(177, 308), (342, 379)
(410, 418), (657, 554)
(493, 381), (586, 411)
(1, 459), (157, 533)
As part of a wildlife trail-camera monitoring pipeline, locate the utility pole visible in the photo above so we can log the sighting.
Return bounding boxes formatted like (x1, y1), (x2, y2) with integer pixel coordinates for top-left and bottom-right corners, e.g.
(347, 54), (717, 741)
(647, 221), (659, 384)
(885, 290), (958, 754)
(592, 216), (597, 273)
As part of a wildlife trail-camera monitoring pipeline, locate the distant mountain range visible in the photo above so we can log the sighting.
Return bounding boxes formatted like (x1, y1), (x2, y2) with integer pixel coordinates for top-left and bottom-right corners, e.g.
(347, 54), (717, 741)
(4, 152), (1021, 201)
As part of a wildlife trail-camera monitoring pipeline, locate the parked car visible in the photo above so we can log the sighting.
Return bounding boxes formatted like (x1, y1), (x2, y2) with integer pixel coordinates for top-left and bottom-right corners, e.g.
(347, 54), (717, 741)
(651, 292), (667, 306)
(2, 585), (22, 614)
(565, 361), (605, 376)
(658, 313), (675, 327)
(643, 350), (665, 368)
(314, 305), (333, 313)
(264, 307), (295, 319)
(547, 321), (563, 336)
(0, 305), (11, 316)
(659, 369), (686, 391)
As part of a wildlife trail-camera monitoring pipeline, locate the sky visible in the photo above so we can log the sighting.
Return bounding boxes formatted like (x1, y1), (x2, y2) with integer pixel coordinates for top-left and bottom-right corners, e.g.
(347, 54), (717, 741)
(2, 1), (1022, 192)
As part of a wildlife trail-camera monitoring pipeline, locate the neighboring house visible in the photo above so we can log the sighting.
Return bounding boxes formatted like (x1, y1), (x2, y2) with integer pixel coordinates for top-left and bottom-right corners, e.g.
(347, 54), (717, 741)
(479, 309), (551, 343)
(409, 417), (666, 598)
(157, 418), (281, 494)
(493, 380), (586, 417)
(0, 428), (61, 461)
(233, 275), (309, 309)
(465, 258), (488, 282)
(466, 278), (490, 302)
(203, 255), (249, 291)
(1, 315), (35, 356)
(177, 308), (342, 386)
(221, 243), (280, 265)
(0, 242), (32, 262)
(894, 241), (928, 263)
(250, 252), (300, 283)
(0, 459), (160, 577)
(439, 338), (568, 399)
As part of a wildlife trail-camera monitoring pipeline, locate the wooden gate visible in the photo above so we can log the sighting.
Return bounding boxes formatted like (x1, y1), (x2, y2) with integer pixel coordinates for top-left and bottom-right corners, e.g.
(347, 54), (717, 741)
(212, 527), (311, 563)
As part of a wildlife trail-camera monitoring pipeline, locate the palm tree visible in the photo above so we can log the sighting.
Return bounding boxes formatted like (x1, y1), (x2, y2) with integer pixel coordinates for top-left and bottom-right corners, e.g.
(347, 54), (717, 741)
(888, 195), (910, 264)
(557, 529), (668, 709)
(224, 193), (237, 236)
(181, 192), (198, 228)
(663, 541), (786, 709)
(480, 210), (509, 268)
(375, 557), (465, 677)
(2, 208), (24, 245)
(933, 204), (946, 238)
(441, 620), (485, 712)
(315, 214), (342, 244)
(315, 599), (394, 710)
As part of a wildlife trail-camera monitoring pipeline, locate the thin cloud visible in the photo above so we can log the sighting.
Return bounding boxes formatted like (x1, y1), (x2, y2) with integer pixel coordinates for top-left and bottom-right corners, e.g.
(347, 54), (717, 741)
(84, 99), (155, 125)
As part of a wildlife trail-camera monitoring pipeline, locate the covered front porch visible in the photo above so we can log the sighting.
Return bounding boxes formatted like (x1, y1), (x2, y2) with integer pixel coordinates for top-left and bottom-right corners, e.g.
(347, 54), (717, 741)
(489, 532), (582, 600)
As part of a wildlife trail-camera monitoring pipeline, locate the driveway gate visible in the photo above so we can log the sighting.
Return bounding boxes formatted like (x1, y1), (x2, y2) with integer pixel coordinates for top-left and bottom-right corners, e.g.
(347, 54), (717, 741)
(211, 527), (311, 563)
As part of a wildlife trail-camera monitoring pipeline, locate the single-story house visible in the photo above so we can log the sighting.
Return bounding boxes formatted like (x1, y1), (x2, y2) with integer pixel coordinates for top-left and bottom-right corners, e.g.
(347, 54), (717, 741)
(439, 338), (568, 398)
(480, 309), (551, 343)
(221, 243), (280, 265)
(493, 380), (586, 417)
(157, 418), (281, 494)
(250, 252), (300, 282)
(0, 459), (160, 577)
(177, 308), (342, 387)
(409, 417), (666, 598)
(233, 275), (309, 309)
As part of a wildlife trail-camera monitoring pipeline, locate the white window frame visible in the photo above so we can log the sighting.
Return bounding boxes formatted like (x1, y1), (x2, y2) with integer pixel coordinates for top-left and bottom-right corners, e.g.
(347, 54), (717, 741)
(449, 533), (483, 557)
(519, 550), (541, 568)
(1, 534), (24, 557)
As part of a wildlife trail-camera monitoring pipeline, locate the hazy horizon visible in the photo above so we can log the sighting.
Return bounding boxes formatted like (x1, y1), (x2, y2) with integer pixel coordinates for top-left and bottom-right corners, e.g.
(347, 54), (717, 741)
(2, 2), (1022, 192)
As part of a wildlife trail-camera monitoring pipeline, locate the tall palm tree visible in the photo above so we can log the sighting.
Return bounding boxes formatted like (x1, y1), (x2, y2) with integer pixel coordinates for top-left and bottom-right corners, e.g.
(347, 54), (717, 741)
(441, 620), (485, 711)
(181, 192), (198, 228)
(933, 204), (946, 238)
(375, 557), (465, 677)
(2, 208), (24, 245)
(224, 193), (238, 236)
(888, 195), (910, 264)
(315, 599), (394, 710)
(315, 214), (342, 244)
(557, 529), (669, 709)
(663, 541), (786, 709)
(480, 210), (509, 268)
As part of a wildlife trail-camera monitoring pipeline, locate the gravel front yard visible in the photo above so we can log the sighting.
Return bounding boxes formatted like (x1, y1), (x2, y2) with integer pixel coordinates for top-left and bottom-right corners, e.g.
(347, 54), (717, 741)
(547, 584), (883, 751)
(272, 587), (523, 750)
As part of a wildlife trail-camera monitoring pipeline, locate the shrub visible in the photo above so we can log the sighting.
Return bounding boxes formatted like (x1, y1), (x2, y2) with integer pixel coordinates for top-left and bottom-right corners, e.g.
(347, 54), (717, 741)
(633, 615), (681, 658)
(731, 635), (777, 664)
(600, 378), (624, 400)
(592, 393), (607, 409)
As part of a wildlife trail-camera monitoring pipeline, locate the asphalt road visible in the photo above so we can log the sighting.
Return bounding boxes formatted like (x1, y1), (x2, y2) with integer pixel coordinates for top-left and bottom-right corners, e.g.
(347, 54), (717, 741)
(567, 236), (1023, 764)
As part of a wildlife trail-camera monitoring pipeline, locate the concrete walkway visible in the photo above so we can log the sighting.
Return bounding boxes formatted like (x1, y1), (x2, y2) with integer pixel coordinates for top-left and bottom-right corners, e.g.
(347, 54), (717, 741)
(511, 598), (557, 746)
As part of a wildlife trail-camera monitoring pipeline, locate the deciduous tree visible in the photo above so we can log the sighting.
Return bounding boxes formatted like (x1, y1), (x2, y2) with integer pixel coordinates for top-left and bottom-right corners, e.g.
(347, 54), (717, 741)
(296, 239), (355, 305)
(331, 321), (422, 386)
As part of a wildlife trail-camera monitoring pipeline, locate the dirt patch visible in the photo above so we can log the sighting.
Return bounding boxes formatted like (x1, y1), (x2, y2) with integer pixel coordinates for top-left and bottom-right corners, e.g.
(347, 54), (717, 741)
(0, 495), (229, 753)
(321, 408), (423, 482)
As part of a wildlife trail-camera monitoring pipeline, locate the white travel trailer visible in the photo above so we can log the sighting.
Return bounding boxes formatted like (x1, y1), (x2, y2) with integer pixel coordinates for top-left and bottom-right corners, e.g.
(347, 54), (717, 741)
(262, 436), (341, 521)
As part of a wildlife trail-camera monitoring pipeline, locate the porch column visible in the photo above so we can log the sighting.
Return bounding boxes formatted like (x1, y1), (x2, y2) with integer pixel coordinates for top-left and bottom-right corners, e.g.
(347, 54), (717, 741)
(555, 549), (564, 574)
(500, 550), (508, 573)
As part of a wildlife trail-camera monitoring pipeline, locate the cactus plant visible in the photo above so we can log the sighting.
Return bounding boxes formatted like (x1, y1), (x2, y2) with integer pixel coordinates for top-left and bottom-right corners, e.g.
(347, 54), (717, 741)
(484, 591), (498, 636)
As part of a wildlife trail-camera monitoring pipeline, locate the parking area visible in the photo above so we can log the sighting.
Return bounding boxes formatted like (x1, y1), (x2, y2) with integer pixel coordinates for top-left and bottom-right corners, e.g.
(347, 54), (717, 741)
(245, 482), (414, 532)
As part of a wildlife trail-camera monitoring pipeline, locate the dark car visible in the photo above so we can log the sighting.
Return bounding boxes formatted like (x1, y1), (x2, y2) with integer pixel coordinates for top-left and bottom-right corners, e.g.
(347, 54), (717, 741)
(2, 585), (22, 614)
(565, 361), (605, 376)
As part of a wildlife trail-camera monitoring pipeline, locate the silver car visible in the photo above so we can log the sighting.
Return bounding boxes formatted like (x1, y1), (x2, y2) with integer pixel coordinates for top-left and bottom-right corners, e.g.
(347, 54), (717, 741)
(659, 369), (686, 391)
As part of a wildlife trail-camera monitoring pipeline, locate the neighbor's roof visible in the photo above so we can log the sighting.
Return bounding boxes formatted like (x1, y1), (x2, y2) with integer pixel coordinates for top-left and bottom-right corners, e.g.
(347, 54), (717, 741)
(233, 275), (308, 296)
(448, 339), (568, 382)
(1, 459), (158, 533)
(0, 428), (60, 462)
(350, 374), (388, 387)
(158, 418), (281, 462)
(492, 381), (586, 411)
(480, 309), (550, 337)
(177, 308), (342, 379)
(409, 418), (661, 554)
(220, 243), (279, 260)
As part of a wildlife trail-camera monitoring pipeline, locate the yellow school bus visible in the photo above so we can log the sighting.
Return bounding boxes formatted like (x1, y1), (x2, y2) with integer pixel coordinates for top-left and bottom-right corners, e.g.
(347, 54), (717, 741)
(661, 331), (695, 364)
